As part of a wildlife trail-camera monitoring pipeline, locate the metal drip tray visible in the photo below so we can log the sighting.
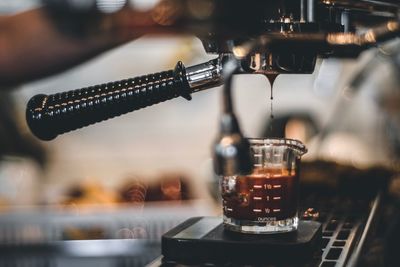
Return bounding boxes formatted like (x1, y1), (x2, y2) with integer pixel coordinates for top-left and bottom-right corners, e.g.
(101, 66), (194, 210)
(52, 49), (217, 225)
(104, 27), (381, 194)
(150, 193), (381, 267)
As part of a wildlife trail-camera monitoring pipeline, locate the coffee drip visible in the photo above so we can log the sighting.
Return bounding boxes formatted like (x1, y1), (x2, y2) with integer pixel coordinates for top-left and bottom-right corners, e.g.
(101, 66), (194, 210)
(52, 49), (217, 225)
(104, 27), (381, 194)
(266, 74), (279, 134)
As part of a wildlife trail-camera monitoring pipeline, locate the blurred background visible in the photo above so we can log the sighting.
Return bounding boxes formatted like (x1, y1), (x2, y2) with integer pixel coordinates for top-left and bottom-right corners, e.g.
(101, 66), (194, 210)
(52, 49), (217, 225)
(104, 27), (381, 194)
(2, 1), (398, 208)
(0, 1), (400, 266)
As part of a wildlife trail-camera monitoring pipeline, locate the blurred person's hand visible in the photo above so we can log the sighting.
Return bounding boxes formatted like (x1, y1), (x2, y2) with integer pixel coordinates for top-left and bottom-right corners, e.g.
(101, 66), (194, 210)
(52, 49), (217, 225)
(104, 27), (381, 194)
(0, 7), (154, 87)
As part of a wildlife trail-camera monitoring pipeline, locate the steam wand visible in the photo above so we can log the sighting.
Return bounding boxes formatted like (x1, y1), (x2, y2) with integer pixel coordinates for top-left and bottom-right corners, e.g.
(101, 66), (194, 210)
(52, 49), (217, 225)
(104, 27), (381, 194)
(213, 58), (253, 176)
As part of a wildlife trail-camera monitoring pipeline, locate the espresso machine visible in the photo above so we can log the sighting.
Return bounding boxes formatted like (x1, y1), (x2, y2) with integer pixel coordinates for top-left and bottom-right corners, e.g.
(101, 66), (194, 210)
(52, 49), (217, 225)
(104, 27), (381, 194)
(27, 0), (400, 143)
(8, 0), (400, 266)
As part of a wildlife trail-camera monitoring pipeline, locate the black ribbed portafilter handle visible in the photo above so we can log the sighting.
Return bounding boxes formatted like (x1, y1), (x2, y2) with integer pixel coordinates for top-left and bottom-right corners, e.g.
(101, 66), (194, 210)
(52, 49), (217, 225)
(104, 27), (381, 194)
(26, 62), (191, 141)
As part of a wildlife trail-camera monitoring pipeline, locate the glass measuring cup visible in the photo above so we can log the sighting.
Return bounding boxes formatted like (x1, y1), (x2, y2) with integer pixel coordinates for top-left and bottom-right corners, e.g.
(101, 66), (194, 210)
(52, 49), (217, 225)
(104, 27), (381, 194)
(220, 138), (307, 234)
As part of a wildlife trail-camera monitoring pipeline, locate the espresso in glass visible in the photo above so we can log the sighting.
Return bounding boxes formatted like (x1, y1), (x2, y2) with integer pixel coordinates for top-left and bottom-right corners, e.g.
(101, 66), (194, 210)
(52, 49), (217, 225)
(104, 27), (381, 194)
(221, 138), (307, 234)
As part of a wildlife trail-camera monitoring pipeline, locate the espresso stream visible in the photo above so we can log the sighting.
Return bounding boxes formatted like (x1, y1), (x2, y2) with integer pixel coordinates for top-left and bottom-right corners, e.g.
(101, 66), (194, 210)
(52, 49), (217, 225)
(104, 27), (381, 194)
(266, 74), (279, 132)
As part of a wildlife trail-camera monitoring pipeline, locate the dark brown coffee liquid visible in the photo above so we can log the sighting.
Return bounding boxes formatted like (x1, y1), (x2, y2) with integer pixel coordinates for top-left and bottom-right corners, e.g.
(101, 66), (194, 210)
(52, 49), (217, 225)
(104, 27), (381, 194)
(266, 74), (279, 132)
(222, 168), (298, 221)
(266, 74), (279, 100)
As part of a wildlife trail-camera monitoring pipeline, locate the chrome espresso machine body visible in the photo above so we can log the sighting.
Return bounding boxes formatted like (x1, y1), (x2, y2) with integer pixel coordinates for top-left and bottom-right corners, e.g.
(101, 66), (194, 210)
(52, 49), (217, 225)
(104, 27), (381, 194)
(15, 0), (400, 266)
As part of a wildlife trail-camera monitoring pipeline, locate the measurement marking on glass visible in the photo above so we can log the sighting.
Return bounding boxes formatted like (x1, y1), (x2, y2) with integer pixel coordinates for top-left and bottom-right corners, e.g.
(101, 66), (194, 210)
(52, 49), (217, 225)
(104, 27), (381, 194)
(273, 197), (281, 200)
(227, 208), (233, 211)
(254, 154), (262, 157)
(254, 164), (262, 167)
(273, 185), (282, 188)
(253, 185), (263, 189)
(253, 209), (262, 213)
(253, 196), (262, 200)
(273, 209), (281, 212)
